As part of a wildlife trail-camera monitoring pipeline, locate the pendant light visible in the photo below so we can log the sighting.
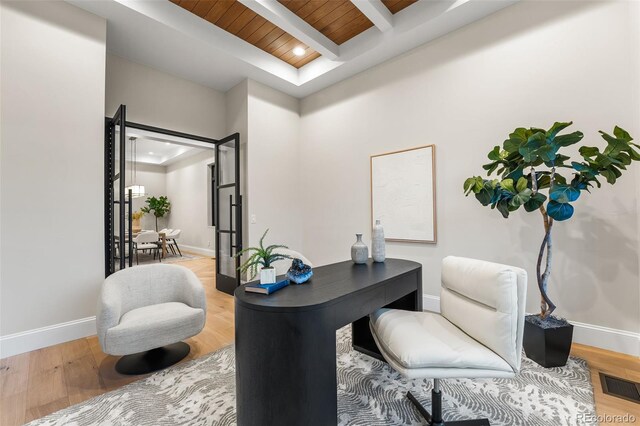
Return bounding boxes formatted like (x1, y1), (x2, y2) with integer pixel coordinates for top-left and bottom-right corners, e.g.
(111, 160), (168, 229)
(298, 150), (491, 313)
(126, 137), (146, 198)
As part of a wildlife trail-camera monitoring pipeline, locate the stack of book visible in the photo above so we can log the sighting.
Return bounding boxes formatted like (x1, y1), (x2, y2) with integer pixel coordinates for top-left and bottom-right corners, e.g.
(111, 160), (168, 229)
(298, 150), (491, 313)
(244, 279), (289, 295)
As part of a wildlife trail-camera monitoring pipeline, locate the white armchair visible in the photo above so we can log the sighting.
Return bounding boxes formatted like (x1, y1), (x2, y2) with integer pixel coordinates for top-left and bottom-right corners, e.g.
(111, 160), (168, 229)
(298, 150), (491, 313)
(370, 256), (527, 425)
(97, 264), (206, 374)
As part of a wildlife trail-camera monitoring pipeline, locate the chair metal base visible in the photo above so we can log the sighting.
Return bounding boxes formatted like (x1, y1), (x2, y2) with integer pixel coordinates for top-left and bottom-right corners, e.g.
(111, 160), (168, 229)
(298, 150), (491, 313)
(407, 390), (490, 426)
(115, 342), (190, 375)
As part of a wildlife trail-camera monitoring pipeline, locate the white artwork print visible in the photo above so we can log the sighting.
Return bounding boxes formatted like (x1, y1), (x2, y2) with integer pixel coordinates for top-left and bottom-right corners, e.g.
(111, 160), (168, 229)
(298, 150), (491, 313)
(371, 146), (435, 242)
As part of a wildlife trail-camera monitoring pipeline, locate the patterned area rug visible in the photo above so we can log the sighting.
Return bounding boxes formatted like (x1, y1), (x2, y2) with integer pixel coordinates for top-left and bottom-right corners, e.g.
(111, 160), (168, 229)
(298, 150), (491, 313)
(28, 328), (596, 426)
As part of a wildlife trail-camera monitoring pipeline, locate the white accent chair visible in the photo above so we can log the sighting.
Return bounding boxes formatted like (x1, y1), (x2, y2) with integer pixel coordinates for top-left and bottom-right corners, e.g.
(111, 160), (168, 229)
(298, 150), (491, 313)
(370, 256), (527, 425)
(97, 264), (207, 374)
(133, 230), (161, 264)
(272, 249), (313, 276)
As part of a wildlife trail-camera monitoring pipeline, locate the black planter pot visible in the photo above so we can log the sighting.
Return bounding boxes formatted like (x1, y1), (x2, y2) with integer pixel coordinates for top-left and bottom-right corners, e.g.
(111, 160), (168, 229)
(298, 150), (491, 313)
(523, 315), (574, 368)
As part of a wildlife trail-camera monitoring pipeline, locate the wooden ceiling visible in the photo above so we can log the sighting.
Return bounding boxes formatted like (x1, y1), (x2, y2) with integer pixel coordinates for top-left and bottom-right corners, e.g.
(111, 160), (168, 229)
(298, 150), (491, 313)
(171, 0), (419, 68)
(278, 0), (373, 45)
(170, 0), (320, 68)
(381, 0), (419, 15)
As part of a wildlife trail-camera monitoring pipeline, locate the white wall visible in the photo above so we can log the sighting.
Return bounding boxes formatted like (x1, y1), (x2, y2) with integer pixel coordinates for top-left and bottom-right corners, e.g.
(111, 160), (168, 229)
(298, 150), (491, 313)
(246, 80), (302, 251)
(166, 150), (216, 254)
(106, 54), (226, 139)
(0, 1), (106, 353)
(299, 1), (640, 339)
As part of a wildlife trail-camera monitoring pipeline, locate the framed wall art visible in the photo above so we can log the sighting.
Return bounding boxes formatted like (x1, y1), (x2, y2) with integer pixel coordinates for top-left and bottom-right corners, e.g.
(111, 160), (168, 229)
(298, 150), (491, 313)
(370, 145), (437, 243)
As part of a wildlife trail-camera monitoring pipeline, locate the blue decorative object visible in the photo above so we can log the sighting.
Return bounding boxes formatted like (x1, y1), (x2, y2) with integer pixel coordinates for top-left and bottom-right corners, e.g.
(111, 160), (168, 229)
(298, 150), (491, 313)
(287, 258), (313, 284)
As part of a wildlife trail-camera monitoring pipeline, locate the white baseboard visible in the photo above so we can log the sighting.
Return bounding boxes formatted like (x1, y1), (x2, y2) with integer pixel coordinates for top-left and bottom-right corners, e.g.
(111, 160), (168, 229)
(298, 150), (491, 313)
(0, 316), (96, 359)
(180, 244), (215, 257)
(422, 295), (640, 357)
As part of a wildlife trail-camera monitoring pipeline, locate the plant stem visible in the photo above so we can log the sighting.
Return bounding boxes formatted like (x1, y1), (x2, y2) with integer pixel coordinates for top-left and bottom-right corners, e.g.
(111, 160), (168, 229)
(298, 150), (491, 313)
(536, 206), (556, 319)
(531, 167), (538, 194)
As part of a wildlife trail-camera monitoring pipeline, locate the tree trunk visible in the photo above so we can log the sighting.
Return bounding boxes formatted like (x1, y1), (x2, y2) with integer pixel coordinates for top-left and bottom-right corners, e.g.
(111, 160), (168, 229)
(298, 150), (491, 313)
(155, 216), (159, 232)
(537, 207), (556, 318)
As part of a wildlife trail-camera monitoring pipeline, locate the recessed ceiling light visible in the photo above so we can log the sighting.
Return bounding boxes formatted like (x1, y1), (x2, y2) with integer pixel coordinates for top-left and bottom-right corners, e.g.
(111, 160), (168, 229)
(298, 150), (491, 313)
(165, 142), (170, 145)
(293, 46), (306, 57)
(149, 152), (154, 154)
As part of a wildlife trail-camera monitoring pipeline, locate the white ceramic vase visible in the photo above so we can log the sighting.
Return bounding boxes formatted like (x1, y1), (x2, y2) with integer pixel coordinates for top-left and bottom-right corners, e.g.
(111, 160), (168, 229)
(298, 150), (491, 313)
(372, 219), (386, 262)
(260, 267), (277, 284)
(351, 233), (368, 264)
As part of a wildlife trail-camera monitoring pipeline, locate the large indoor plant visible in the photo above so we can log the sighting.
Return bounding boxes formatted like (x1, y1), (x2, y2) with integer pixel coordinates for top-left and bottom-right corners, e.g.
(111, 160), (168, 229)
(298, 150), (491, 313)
(464, 122), (639, 367)
(140, 195), (171, 231)
(236, 229), (292, 284)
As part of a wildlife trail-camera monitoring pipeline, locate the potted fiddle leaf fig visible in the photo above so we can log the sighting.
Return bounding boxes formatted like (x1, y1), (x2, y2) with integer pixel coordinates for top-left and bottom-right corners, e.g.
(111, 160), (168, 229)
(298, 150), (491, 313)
(140, 195), (171, 231)
(464, 122), (639, 367)
(235, 229), (292, 284)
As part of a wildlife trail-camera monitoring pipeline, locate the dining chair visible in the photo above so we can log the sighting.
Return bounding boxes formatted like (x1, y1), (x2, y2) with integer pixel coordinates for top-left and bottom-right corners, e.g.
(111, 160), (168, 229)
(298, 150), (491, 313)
(133, 231), (161, 265)
(166, 229), (182, 257)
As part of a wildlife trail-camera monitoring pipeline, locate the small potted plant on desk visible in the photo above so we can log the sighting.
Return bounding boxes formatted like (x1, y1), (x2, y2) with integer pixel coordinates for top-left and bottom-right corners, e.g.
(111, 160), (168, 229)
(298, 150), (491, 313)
(236, 229), (292, 284)
(464, 122), (639, 367)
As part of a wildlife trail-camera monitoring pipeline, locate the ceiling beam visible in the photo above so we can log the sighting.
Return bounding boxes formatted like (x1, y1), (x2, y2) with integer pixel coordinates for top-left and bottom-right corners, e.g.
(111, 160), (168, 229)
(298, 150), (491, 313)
(238, 0), (339, 60)
(350, 0), (393, 32)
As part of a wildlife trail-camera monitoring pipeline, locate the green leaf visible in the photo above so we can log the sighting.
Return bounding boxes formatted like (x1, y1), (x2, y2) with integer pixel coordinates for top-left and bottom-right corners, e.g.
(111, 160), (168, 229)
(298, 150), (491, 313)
(475, 187), (494, 206)
(496, 199), (511, 218)
(463, 177), (476, 195)
(516, 177), (528, 193)
(524, 192), (547, 212)
(547, 200), (574, 221)
(549, 184), (581, 203)
(613, 126), (632, 141)
(579, 146), (600, 158)
(546, 122), (572, 139)
(487, 146), (502, 161)
(510, 188), (532, 208)
(554, 131), (584, 147)
(600, 169), (616, 184)
(500, 178), (515, 193)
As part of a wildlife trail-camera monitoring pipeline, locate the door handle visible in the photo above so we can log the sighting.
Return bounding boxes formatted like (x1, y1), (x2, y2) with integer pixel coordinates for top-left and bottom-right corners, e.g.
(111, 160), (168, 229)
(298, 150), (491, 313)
(229, 194), (233, 256)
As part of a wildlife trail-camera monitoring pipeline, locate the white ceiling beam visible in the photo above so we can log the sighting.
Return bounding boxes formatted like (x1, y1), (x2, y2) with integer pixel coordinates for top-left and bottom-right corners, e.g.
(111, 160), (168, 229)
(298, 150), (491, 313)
(350, 0), (394, 32)
(238, 0), (339, 60)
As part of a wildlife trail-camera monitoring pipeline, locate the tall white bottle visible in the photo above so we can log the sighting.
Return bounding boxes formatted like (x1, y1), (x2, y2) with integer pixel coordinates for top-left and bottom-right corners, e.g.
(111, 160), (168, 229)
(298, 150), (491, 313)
(372, 219), (386, 262)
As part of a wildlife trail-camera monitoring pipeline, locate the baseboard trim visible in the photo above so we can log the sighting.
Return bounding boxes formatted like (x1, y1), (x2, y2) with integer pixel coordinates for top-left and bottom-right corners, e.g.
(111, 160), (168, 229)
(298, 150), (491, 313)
(0, 316), (96, 359)
(180, 244), (215, 257)
(422, 295), (640, 357)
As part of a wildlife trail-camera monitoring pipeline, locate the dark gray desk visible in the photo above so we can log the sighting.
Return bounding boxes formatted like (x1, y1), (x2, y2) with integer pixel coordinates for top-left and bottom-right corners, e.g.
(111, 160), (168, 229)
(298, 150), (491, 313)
(234, 258), (422, 426)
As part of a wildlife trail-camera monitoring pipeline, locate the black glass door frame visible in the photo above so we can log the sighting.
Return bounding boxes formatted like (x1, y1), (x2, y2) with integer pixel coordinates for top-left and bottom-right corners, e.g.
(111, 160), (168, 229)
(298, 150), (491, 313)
(214, 133), (242, 295)
(104, 105), (131, 276)
(104, 108), (242, 280)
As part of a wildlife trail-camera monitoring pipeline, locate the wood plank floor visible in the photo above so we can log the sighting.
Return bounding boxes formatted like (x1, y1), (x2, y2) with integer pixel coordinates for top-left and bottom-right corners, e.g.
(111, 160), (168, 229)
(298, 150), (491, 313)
(1, 256), (639, 425)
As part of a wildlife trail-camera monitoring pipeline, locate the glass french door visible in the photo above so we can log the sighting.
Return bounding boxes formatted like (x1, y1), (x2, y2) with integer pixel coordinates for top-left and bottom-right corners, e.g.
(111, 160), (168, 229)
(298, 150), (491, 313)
(215, 133), (242, 294)
(105, 105), (132, 276)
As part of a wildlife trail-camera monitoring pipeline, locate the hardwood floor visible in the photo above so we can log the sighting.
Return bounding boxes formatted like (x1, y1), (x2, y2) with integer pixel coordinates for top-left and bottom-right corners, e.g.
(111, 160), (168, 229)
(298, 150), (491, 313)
(1, 256), (638, 425)
(571, 344), (640, 425)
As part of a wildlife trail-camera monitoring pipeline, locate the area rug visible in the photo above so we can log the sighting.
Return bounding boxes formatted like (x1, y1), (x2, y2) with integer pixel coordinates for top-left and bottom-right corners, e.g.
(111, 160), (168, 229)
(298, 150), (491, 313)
(28, 327), (596, 426)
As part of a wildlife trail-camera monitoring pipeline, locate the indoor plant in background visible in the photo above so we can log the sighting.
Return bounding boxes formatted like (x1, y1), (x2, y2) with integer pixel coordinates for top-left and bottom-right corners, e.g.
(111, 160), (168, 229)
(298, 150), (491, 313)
(140, 195), (171, 231)
(464, 122), (639, 367)
(236, 229), (292, 284)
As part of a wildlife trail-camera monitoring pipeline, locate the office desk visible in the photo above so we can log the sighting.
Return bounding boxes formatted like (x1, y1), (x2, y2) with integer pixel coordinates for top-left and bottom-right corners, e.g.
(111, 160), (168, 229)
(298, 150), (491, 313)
(234, 258), (422, 426)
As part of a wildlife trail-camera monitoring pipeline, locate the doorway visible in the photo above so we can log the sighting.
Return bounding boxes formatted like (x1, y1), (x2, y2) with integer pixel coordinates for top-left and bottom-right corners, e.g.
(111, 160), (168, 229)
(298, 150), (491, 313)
(105, 105), (243, 295)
